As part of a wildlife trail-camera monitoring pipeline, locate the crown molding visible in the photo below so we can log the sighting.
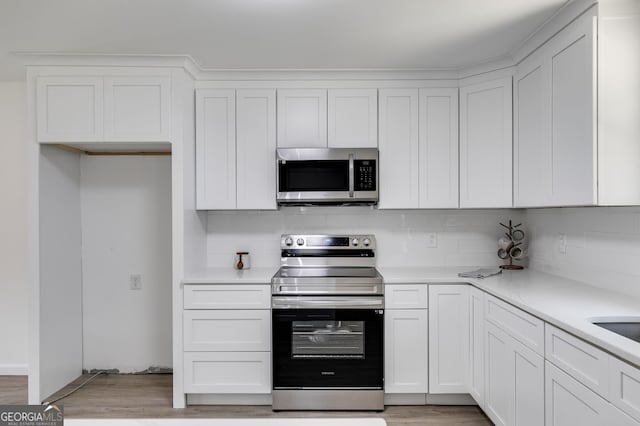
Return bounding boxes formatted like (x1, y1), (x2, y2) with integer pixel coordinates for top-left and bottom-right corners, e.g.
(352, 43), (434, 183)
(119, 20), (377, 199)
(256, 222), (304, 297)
(510, 0), (597, 65)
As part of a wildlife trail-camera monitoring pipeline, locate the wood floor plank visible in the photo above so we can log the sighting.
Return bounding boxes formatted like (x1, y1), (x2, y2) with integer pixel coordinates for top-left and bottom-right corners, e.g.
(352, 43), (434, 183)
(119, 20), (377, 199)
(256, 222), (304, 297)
(0, 375), (492, 425)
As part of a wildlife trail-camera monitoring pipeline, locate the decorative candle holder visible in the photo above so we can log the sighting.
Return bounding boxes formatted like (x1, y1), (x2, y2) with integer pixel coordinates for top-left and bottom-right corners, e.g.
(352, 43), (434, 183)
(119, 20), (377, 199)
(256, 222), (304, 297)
(498, 220), (526, 270)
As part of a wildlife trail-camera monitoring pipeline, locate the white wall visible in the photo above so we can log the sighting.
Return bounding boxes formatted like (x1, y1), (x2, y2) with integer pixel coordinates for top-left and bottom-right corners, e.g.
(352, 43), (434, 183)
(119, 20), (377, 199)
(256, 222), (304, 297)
(527, 207), (640, 299)
(80, 155), (172, 372)
(206, 208), (525, 269)
(0, 81), (28, 374)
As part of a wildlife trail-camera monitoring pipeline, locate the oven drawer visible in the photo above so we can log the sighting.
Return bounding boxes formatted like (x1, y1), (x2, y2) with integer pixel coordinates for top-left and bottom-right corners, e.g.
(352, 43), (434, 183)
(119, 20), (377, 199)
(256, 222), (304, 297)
(184, 284), (270, 309)
(385, 284), (428, 309)
(184, 310), (271, 352)
(184, 351), (271, 394)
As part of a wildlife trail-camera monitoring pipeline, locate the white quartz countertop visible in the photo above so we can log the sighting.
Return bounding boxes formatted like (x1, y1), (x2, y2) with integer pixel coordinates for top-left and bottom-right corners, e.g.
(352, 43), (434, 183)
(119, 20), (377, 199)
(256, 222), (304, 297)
(382, 266), (640, 369)
(182, 265), (640, 368)
(182, 267), (277, 284)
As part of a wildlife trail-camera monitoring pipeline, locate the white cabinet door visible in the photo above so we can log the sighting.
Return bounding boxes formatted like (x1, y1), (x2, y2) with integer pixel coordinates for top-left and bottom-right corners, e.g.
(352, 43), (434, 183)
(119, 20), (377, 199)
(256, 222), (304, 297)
(428, 284), (469, 394)
(104, 77), (171, 141)
(514, 51), (552, 207)
(468, 287), (485, 408)
(511, 336), (544, 426)
(418, 88), (459, 208)
(484, 321), (511, 426)
(545, 361), (609, 426)
(459, 78), (512, 208)
(610, 356), (640, 423)
(328, 89), (377, 148)
(236, 89), (277, 210)
(184, 351), (271, 394)
(378, 89), (419, 209)
(549, 13), (597, 206)
(36, 76), (104, 142)
(277, 89), (327, 148)
(195, 89), (236, 210)
(384, 309), (428, 393)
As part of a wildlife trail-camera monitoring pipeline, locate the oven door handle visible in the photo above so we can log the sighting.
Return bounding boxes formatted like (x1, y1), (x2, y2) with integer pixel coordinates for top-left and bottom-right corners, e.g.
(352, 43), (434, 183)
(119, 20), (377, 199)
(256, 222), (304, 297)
(272, 296), (384, 310)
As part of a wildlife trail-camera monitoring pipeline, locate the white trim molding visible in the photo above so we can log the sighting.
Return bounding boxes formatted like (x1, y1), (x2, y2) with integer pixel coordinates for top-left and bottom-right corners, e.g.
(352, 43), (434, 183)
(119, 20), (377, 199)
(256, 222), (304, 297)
(0, 364), (28, 375)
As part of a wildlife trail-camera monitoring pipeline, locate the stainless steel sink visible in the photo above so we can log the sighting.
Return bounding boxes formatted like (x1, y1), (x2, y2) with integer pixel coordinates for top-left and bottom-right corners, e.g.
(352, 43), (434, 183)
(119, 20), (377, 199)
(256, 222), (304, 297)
(592, 317), (640, 344)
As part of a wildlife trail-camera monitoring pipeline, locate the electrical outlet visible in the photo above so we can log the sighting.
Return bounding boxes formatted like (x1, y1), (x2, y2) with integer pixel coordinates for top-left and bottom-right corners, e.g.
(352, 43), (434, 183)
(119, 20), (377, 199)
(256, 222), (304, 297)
(558, 233), (567, 254)
(426, 232), (438, 248)
(130, 274), (142, 290)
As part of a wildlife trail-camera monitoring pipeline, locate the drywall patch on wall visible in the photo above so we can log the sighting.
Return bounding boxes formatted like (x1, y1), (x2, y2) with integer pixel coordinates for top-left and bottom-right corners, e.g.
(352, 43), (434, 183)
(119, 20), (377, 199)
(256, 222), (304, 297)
(206, 208), (525, 269)
(0, 81), (28, 372)
(80, 155), (172, 372)
(527, 207), (640, 299)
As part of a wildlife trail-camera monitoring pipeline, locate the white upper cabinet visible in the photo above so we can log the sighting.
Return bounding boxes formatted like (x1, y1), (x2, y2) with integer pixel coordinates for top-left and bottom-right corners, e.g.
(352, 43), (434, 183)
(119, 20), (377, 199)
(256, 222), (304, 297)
(236, 89), (277, 210)
(277, 89), (327, 148)
(328, 89), (377, 148)
(196, 89), (236, 210)
(36, 75), (171, 143)
(549, 11), (596, 206)
(37, 77), (104, 142)
(196, 88), (277, 210)
(514, 50), (552, 207)
(104, 77), (171, 141)
(459, 77), (513, 208)
(515, 5), (640, 207)
(418, 88), (459, 208)
(378, 88), (420, 209)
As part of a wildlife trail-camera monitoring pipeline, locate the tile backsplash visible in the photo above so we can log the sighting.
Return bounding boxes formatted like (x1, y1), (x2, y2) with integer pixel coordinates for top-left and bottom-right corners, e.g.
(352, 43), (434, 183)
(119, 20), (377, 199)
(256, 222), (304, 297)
(527, 207), (640, 298)
(206, 207), (524, 269)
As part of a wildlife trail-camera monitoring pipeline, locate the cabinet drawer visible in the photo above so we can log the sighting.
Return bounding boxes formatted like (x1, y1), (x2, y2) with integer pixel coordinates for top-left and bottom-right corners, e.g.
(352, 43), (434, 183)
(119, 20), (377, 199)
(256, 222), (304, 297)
(485, 294), (544, 355)
(385, 284), (428, 309)
(545, 324), (609, 398)
(184, 351), (271, 394)
(610, 357), (640, 422)
(184, 284), (270, 309)
(184, 310), (270, 352)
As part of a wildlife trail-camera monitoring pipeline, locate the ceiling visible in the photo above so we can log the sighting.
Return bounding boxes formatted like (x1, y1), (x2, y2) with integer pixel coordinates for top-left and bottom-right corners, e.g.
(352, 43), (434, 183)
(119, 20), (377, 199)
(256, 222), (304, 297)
(0, 0), (569, 80)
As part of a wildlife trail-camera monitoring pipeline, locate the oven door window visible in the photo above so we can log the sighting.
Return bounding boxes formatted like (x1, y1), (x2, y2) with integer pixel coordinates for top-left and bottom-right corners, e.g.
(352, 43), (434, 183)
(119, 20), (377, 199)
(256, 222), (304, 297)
(279, 160), (349, 192)
(292, 321), (364, 359)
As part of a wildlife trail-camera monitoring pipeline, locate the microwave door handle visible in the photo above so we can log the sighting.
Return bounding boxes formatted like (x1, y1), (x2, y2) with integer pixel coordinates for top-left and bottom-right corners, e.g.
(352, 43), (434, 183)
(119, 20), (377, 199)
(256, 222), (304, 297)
(348, 153), (355, 198)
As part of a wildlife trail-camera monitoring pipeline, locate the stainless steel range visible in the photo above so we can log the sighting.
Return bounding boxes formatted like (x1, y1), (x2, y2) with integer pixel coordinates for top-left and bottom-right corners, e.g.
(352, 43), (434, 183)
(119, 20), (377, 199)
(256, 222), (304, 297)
(271, 234), (384, 411)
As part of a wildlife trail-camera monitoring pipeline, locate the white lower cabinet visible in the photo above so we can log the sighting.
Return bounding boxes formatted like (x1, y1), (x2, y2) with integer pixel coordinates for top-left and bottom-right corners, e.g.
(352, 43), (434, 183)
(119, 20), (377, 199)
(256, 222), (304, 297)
(545, 361), (609, 426)
(609, 357), (640, 423)
(468, 287), (485, 408)
(384, 284), (428, 394)
(428, 284), (469, 394)
(184, 352), (271, 394)
(483, 318), (544, 426)
(182, 284), (271, 395)
(384, 308), (428, 393)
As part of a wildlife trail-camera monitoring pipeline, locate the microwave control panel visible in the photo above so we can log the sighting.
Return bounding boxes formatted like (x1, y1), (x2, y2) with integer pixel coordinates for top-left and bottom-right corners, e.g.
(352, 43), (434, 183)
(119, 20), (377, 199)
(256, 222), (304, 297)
(354, 160), (376, 191)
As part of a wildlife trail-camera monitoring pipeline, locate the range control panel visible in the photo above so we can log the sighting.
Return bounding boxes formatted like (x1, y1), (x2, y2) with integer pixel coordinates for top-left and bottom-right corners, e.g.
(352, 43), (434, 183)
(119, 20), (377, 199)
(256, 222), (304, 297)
(281, 234), (376, 249)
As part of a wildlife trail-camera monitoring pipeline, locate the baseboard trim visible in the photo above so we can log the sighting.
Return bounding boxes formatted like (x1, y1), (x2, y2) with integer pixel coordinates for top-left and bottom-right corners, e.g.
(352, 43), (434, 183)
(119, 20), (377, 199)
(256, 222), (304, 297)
(0, 364), (28, 375)
(384, 394), (427, 405)
(426, 393), (477, 405)
(187, 394), (272, 406)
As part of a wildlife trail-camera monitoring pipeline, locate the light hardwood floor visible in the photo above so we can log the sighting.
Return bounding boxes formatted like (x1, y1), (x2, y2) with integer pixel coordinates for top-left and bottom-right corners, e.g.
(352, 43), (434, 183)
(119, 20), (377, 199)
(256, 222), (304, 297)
(1, 375), (492, 425)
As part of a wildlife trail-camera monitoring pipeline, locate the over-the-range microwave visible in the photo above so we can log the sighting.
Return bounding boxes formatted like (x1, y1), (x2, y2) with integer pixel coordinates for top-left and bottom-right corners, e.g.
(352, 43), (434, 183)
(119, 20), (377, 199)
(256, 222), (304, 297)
(276, 148), (378, 206)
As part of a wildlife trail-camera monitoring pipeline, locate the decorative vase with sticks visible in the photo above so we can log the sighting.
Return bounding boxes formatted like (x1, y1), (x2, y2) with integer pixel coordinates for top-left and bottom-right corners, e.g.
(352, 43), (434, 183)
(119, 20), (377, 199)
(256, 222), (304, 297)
(498, 220), (526, 270)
